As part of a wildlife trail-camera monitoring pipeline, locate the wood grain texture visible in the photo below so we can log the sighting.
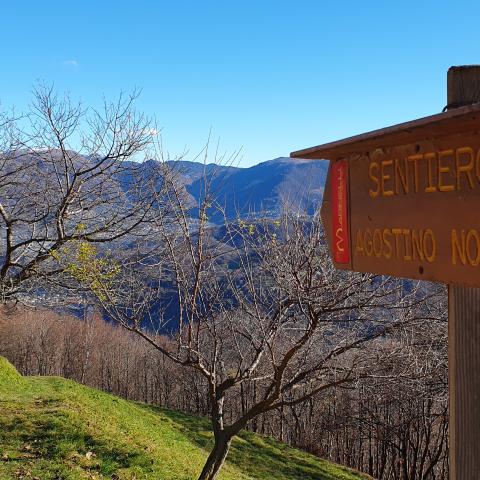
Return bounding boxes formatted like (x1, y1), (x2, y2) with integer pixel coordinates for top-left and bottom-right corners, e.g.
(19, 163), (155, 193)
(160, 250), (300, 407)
(448, 66), (480, 109)
(447, 65), (480, 480)
(449, 285), (480, 479)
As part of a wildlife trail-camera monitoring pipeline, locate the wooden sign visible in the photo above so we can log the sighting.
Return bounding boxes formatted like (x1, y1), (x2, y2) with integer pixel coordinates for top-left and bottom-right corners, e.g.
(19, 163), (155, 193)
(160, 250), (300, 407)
(291, 103), (480, 286)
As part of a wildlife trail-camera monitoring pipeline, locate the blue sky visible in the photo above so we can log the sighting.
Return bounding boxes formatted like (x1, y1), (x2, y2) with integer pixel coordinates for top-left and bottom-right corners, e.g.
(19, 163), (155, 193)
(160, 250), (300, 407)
(1, 0), (479, 166)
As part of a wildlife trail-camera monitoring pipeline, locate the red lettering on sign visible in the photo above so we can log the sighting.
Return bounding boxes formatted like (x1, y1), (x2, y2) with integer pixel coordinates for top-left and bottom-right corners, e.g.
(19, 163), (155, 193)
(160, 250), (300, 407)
(331, 160), (350, 263)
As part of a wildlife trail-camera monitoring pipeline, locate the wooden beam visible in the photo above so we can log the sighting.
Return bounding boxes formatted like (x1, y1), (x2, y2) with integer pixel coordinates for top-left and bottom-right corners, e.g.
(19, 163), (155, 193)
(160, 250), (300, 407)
(447, 65), (480, 480)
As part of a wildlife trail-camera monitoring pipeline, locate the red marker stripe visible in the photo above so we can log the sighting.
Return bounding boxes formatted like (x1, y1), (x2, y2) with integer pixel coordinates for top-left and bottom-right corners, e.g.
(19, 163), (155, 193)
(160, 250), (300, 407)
(331, 160), (350, 264)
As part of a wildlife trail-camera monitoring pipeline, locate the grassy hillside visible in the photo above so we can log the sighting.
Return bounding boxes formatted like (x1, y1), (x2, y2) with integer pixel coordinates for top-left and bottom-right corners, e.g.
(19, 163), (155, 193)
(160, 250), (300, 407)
(0, 357), (371, 480)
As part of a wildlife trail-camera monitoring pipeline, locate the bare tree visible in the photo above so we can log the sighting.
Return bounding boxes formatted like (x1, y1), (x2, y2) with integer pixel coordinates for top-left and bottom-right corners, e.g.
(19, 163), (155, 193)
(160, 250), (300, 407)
(2, 87), (444, 479)
(0, 84), (167, 302)
(0, 281), (447, 478)
(82, 170), (437, 480)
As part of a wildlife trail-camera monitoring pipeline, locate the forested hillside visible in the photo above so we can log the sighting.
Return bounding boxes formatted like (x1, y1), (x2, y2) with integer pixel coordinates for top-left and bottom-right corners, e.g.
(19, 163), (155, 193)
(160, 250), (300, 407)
(0, 302), (449, 479)
(0, 356), (371, 480)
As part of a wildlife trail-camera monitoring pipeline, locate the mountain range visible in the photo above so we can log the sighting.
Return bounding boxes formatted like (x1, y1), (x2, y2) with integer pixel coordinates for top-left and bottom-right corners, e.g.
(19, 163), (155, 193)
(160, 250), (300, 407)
(163, 156), (329, 223)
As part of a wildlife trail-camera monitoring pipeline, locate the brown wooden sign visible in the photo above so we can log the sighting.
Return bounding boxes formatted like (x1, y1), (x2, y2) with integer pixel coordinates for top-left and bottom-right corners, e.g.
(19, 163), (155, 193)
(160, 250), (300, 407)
(291, 103), (480, 286)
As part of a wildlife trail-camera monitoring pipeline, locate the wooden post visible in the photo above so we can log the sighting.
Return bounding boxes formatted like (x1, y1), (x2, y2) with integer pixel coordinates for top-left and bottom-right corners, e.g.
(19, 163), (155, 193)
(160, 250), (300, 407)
(447, 65), (480, 480)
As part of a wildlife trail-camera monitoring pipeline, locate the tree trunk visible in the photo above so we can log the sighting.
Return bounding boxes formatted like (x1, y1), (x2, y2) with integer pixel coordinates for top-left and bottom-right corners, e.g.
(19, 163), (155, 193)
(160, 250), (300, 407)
(198, 433), (233, 480)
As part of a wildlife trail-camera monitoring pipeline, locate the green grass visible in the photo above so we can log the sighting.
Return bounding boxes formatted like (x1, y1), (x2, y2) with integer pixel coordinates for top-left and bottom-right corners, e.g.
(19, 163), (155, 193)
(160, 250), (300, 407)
(0, 357), (371, 480)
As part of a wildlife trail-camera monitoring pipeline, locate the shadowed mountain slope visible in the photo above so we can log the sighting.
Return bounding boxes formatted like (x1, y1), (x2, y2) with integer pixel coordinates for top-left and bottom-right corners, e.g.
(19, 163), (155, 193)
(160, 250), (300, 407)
(181, 157), (328, 222)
